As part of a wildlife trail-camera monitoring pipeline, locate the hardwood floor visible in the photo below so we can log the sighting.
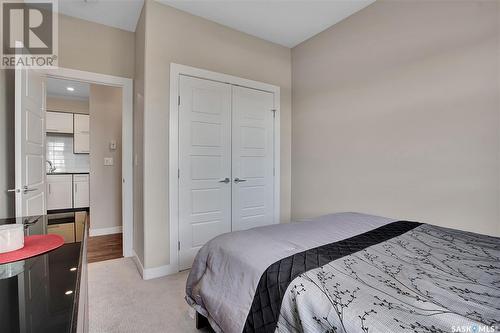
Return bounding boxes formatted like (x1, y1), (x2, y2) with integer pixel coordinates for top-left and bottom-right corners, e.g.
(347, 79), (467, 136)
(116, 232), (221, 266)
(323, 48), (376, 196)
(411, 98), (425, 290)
(88, 233), (123, 263)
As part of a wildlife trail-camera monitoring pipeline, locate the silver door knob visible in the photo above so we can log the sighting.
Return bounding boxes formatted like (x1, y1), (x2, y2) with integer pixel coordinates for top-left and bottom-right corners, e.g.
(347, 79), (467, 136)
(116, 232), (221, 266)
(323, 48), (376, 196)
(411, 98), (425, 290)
(218, 178), (230, 184)
(234, 178), (247, 183)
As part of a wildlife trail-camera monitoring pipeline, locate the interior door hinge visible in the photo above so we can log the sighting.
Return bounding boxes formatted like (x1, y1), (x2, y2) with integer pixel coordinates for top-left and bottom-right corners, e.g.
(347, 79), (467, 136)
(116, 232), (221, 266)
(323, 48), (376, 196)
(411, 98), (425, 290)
(178, 95), (181, 106)
(271, 109), (276, 118)
(273, 167), (275, 176)
(178, 168), (180, 179)
(178, 241), (181, 251)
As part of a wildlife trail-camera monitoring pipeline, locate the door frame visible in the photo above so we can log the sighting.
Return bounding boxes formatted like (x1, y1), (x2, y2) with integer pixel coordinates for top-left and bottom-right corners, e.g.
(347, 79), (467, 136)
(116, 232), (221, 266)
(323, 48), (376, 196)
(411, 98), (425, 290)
(44, 67), (134, 258)
(169, 63), (281, 272)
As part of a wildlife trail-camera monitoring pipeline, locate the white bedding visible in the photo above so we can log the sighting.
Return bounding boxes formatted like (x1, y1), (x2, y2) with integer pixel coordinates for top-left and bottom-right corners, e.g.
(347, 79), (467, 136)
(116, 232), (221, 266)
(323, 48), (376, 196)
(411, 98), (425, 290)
(185, 212), (396, 333)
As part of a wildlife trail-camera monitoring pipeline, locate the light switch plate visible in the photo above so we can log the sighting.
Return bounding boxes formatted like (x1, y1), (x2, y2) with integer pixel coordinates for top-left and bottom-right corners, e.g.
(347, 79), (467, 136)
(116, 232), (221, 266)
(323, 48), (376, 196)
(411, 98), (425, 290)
(110, 140), (117, 150)
(104, 157), (114, 166)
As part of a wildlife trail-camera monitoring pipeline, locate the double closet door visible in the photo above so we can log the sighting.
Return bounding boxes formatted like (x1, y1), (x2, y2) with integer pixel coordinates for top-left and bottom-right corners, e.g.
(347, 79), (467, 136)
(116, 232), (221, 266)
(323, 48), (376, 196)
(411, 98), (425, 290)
(178, 75), (276, 270)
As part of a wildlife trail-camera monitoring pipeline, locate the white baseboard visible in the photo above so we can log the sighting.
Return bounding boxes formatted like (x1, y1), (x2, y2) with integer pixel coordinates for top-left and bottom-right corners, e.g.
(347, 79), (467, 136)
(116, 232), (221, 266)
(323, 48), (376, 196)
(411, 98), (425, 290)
(89, 226), (122, 237)
(142, 263), (178, 280)
(132, 250), (145, 277)
(131, 250), (178, 280)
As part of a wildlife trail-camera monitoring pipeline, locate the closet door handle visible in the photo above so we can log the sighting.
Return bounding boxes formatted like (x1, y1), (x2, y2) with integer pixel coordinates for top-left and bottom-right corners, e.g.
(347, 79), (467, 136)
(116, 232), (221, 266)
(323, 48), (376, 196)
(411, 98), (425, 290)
(218, 178), (230, 184)
(234, 178), (247, 183)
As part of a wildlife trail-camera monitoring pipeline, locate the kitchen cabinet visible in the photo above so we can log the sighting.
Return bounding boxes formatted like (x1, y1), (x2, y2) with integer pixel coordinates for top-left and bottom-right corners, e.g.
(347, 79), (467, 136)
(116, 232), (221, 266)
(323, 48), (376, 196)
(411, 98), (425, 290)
(47, 222), (75, 243)
(46, 111), (74, 134)
(47, 175), (73, 210)
(74, 114), (90, 154)
(75, 211), (87, 242)
(73, 174), (90, 209)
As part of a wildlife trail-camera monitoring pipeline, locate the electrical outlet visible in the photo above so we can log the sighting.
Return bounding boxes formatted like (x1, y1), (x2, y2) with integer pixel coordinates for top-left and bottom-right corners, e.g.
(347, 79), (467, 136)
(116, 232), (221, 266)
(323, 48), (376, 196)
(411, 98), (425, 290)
(104, 157), (114, 166)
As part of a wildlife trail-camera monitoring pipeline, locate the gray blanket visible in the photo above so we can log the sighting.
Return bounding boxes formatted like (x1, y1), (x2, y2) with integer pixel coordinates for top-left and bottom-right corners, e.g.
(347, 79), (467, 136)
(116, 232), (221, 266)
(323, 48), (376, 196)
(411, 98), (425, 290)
(186, 213), (395, 333)
(186, 213), (500, 333)
(277, 224), (500, 332)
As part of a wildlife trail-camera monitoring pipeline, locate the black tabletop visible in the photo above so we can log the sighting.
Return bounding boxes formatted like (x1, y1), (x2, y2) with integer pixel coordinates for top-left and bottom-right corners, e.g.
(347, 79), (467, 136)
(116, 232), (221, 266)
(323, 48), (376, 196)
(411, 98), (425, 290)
(0, 216), (83, 333)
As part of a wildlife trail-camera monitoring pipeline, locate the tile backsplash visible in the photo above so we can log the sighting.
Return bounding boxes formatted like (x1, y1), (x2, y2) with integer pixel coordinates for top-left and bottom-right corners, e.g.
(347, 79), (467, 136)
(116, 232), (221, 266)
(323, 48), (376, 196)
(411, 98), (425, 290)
(46, 134), (90, 172)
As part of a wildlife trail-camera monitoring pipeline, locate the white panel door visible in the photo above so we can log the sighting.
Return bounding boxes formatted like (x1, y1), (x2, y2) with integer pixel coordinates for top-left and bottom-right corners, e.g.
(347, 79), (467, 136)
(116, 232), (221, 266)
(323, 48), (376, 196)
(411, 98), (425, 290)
(14, 68), (46, 217)
(178, 75), (232, 270)
(231, 86), (275, 231)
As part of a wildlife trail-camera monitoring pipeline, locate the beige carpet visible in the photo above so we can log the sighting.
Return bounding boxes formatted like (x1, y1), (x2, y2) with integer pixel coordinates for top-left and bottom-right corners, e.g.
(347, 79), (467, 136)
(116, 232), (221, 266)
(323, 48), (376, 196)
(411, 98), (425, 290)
(88, 258), (210, 333)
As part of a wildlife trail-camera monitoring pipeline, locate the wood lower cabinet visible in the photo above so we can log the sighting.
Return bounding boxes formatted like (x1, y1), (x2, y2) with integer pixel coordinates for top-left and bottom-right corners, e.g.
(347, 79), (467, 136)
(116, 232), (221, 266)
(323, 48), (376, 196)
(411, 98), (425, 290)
(75, 212), (86, 242)
(46, 212), (87, 244)
(47, 222), (75, 243)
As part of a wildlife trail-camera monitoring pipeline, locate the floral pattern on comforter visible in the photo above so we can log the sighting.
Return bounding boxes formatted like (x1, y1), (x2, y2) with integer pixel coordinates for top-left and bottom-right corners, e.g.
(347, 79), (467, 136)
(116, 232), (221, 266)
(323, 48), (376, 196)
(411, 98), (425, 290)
(277, 225), (500, 333)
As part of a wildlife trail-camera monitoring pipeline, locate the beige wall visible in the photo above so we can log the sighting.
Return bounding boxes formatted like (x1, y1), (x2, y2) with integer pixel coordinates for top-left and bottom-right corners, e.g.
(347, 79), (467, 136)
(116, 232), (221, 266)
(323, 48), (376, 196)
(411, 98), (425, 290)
(133, 7), (146, 265)
(291, 0), (500, 236)
(89, 84), (123, 231)
(141, 0), (292, 268)
(59, 14), (135, 79)
(47, 96), (89, 114)
(0, 70), (15, 219)
(1, 13), (132, 219)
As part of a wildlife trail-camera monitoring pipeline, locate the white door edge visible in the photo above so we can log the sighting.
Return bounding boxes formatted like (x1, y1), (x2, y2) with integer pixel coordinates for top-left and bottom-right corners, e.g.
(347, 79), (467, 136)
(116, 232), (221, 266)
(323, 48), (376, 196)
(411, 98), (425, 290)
(169, 63), (281, 274)
(15, 66), (46, 218)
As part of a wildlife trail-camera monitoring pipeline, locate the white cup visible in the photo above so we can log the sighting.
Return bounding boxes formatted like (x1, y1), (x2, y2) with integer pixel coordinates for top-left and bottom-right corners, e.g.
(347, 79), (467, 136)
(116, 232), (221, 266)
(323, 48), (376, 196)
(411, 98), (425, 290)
(0, 224), (25, 254)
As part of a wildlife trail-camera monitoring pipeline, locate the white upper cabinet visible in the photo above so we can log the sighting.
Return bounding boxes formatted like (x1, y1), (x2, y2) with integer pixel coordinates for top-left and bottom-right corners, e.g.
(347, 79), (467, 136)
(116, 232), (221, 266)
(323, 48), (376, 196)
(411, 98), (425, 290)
(74, 114), (90, 154)
(46, 111), (74, 134)
(74, 114), (90, 133)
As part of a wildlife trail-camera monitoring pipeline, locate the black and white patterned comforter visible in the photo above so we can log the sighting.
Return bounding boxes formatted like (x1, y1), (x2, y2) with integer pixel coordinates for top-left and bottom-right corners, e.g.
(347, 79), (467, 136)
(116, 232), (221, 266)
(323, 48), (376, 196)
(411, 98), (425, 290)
(245, 222), (500, 333)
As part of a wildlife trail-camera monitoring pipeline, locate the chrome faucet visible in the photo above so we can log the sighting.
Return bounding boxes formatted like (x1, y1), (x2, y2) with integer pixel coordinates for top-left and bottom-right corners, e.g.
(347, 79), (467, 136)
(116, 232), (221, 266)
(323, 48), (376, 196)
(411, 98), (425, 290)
(46, 160), (56, 173)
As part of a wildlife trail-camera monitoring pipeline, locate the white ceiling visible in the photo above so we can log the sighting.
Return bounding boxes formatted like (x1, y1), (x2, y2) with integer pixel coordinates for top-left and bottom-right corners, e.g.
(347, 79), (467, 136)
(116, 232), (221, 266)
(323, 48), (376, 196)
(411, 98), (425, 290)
(157, 0), (375, 47)
(57, 0), (374, 47)
(58, 0), (144, 32)
(47, 78), (90, 100)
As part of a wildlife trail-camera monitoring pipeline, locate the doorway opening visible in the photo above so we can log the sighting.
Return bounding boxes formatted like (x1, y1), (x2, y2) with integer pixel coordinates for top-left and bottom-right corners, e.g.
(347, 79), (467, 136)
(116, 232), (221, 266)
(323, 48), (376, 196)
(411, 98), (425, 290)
(9, 67), (133, 259)
(45, 77), (124, 263)
(44, 68), (133, 260)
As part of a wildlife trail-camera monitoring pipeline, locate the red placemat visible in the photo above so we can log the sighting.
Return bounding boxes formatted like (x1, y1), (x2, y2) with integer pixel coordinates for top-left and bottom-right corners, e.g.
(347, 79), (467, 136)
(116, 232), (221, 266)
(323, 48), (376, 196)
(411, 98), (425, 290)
(0, 234), (64, 264)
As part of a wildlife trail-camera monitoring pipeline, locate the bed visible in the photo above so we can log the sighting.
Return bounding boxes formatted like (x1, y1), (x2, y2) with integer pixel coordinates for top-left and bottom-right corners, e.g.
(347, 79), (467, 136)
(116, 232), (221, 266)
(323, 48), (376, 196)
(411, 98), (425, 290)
(186, 212), (500, 333)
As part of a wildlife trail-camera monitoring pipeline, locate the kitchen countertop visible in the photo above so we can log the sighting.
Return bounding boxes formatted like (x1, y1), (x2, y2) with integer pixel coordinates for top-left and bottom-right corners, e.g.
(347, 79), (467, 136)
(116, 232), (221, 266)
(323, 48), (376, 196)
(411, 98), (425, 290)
(0, 215), (86, 333)
(47, 171), (90, 175)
